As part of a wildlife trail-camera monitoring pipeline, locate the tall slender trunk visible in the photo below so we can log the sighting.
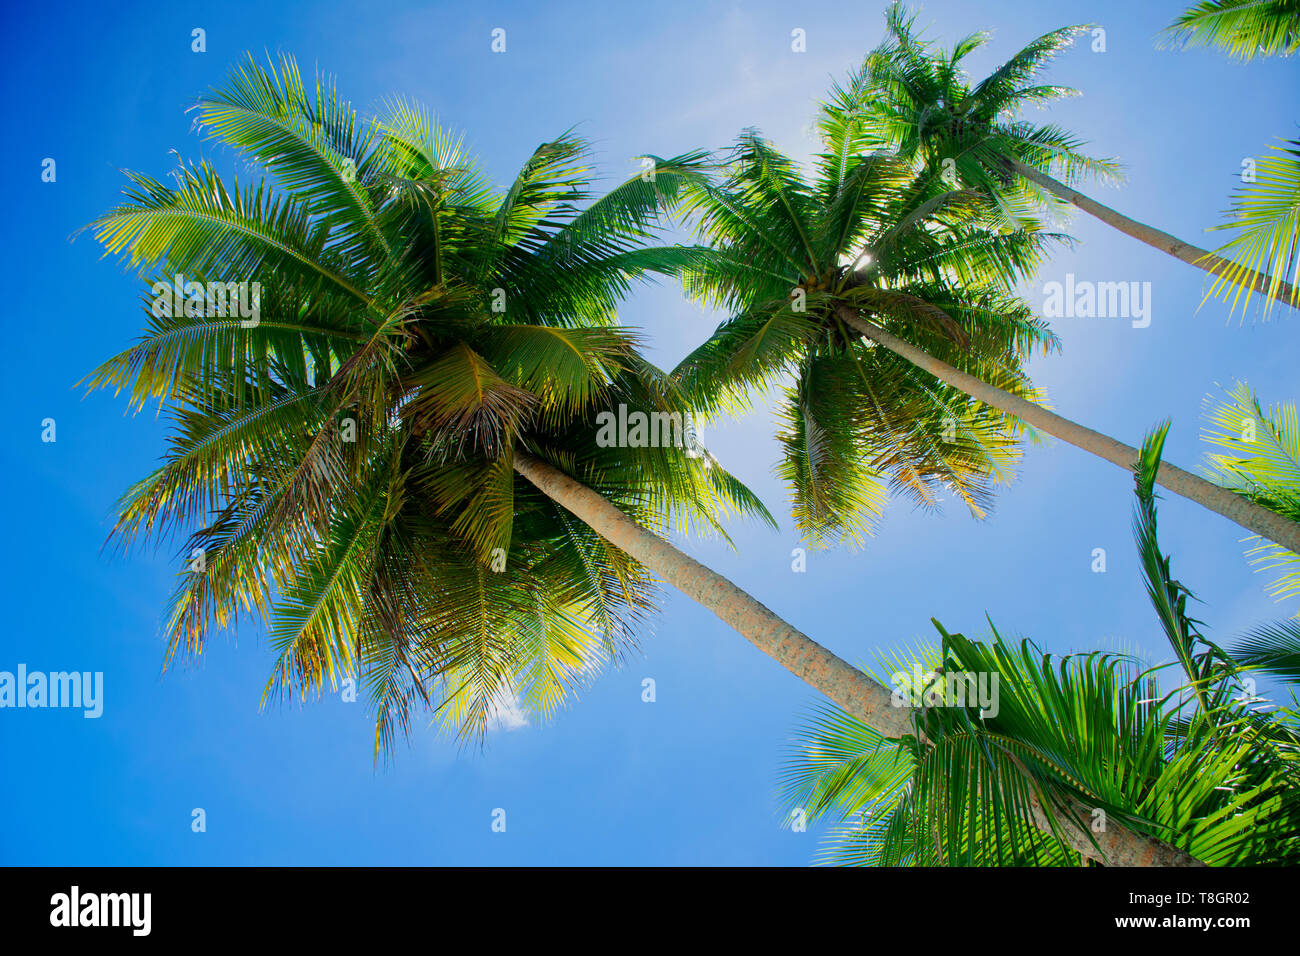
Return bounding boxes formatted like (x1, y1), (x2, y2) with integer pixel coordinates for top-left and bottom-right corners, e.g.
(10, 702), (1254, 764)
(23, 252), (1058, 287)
(1008, 158), (1298, 307)
(513, 449), (905, 736)
(837, 305), (1300, 556)
(513, 448), (1203, 867)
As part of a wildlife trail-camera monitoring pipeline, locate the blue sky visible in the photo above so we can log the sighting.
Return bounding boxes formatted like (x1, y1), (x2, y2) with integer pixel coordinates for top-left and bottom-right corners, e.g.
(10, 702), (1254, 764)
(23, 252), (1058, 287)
(1, 0), (1296, 865)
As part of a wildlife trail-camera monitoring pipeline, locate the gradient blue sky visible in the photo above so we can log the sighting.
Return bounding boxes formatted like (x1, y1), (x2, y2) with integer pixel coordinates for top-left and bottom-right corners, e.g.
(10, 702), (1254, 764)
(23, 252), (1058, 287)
(1, 0), (1296, 865)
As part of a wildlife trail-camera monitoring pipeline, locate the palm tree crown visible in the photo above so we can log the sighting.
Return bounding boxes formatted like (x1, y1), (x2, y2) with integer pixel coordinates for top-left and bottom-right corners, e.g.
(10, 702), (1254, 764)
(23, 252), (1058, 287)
(672, 126), (1058, 546)
(857, 3), (1117, 219)
(861, 1), (1298, 309)
(86, 54), (768, 751)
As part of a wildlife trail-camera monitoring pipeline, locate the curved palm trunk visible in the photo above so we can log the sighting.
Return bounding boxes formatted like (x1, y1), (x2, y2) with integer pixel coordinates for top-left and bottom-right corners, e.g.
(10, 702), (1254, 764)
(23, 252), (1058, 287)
(838, 306), (1300, 556)
(513, 449), (1203, 867)
(1008, 159), (1298, 307)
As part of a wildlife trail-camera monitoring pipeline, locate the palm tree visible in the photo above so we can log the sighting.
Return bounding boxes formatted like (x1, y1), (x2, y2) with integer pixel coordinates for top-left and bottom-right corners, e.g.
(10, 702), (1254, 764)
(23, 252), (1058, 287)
(783, 632), (1300, 865)
(85, 55), (1203, 867)
(1165, 0), (1300, 60)
(674, 134), (1057, 547)
(671, 124), (1300, 554)
(861, 2), (1297, 307)
(781, 427), (1300, 865)
(84, 54), (908, 750)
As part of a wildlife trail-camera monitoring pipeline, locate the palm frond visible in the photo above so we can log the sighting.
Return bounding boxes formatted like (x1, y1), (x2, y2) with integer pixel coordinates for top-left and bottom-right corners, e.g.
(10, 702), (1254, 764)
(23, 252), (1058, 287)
(1202, 382), (1300, 613)
(1205, 136), (1300, 318)
(1164, 0), (1300, 60)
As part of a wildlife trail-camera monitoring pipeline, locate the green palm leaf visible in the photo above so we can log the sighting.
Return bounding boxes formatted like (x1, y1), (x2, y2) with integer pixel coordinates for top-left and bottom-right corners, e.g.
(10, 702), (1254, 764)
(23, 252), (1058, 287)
(1202, 382), (1300, 614)
(1205, 137), (1300, 318)
(87, 56), (773, 754)
(1165, 0), (1300, 60)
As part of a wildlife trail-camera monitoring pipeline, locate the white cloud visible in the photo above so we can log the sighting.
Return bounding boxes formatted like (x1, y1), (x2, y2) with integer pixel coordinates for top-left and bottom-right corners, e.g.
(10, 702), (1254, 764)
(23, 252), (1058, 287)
(486, 685), (528, 732)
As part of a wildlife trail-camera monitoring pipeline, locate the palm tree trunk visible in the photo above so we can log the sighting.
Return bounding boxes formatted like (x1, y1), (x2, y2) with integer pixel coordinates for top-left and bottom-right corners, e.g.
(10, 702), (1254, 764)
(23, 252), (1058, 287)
(513, 449), (906, 736)
(837, 305), (1300, 556)
(513, 448), (1203, 867)
(1008, 159), (1298, 307)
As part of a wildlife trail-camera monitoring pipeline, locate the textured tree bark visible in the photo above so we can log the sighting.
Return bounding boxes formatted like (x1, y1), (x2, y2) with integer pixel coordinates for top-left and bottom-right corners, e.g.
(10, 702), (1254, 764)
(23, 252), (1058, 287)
(838, 306), (1300, 556)
(513, 449), (1205, 866)
(513, 449), (908, 737)
(1029, 795), (1204, 867)
(1009, 159), (1298, 307)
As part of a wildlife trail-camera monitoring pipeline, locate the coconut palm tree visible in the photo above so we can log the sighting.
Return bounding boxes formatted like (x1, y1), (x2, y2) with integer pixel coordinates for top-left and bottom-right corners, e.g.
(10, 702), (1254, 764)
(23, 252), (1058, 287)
(781, 427), (1300, 866)
(83, 55), (1209, 868)
(671, 120), (1300, 554)
(860, 2), (1297, 307)
(672, 134), (1060, 546)
(1165, 0), (1300, 60)
(84, 54), (917, 751)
